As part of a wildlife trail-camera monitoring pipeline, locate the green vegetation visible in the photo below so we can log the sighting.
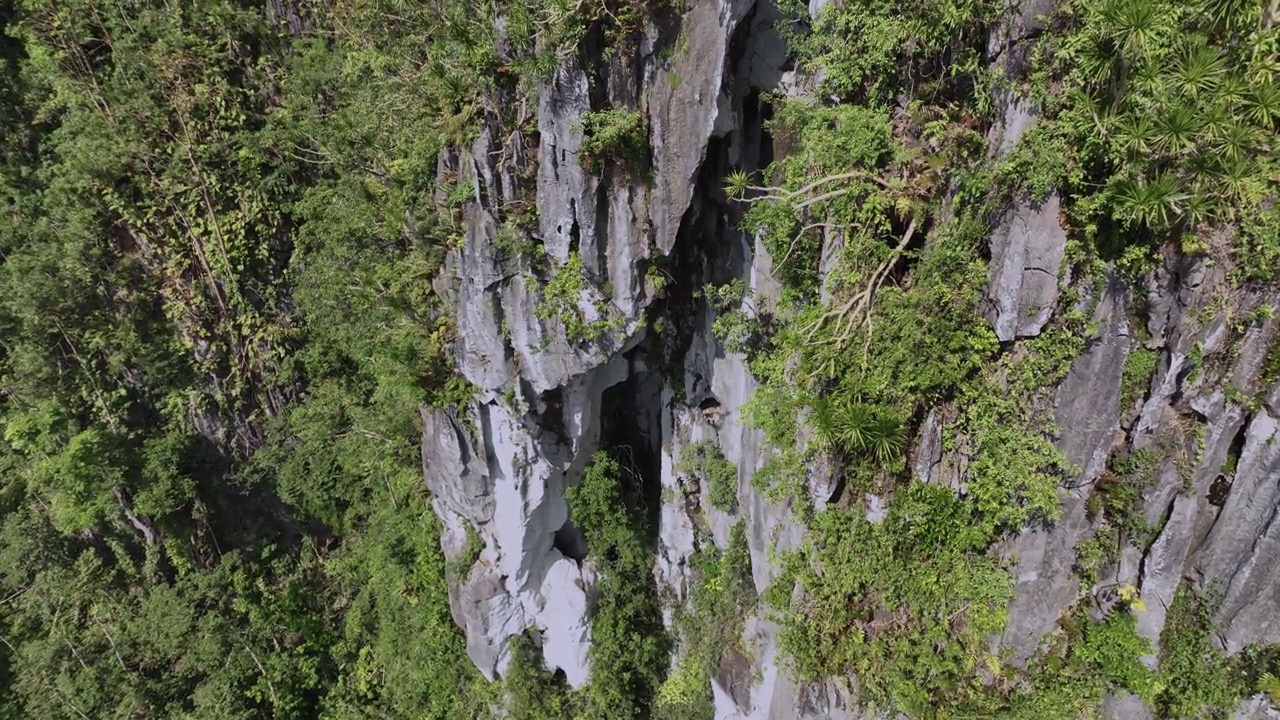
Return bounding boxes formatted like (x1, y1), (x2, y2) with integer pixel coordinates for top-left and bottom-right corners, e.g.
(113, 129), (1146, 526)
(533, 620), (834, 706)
(1004, 608), (1159, 719)
(1155, 586), (1250, 719)
(0, 0), (613, 716)
(577, 109), (649, 175)
(655, 521), (756, 720)
(501, 633), (580, 720)
(727, 0), (1071, 710)
(678, 441), (739, 512)
(535, 253), (619, 344)
(566, 452), (671, 720)
(770, 483), (1013, 714)
(448, 524), (486, 579)
(1122, 347), (1160, 411)
(1026, 0), (1280, 269)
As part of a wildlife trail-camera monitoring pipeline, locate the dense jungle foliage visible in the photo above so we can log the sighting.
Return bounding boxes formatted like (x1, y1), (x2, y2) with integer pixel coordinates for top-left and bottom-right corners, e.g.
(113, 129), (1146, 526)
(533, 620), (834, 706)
(0, 0), (533, 716)
(2, 0), (1279, 718)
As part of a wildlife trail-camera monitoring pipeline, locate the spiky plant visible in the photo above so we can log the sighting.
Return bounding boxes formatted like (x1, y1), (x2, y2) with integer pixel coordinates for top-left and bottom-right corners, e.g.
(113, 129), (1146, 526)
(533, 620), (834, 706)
(1213, 122), (1255, 162)
(1194, 0), (1258, 33)
(1100, 0), (1166, 58)
(864, 412), (905, 465)
(812, 399), (904, 463)
(1246, 84), (1280, 128)
(830, 403), (876, 455)
(1175, 40), (1226, 98)
(723, 169), (752, 200)
(1078, 33), (1122, 92)
(1216, 72), (1251, 107)
(1216, 157), (1260, 205)
(1115, 171), (1184, 229)
(1152, 104), (1203, 154)
(1116, 115), (1155, 157)
(1197, 101), (1232, 138)
(1259, 670), (1280, 706)
(1182, 190), (1216, 228)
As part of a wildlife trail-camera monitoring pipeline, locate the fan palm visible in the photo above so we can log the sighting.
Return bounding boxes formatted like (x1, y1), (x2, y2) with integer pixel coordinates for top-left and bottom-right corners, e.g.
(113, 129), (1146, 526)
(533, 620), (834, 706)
(1114, 171), (1184, 229)
(1194, 0), (1258, 33)
(864, 413), (905, 465)
(812, 399), (904, 463)
(723, 169), (752, 200)
(1216, 73), (1250, 107)
(1260, 671), (1280, 706)
(1182, 190), (1216, 227)
(830, 402), (876, 455)
(1216, 157), (1260, 205)
(1115, 115), (1155, 157)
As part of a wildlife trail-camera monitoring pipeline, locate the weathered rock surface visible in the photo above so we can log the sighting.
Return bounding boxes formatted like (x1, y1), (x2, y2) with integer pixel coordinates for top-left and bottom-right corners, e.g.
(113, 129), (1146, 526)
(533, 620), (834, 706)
(997, 274), (1130, 663)
(425, 0), (1280, 711)
(983, 194), (1068, 342)
(427, 0), (766, 689)
(647, 0), (755, 255)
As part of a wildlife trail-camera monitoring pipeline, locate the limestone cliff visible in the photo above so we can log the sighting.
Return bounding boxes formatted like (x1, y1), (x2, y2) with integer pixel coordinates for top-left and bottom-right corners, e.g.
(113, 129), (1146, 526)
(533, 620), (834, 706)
(421, 0), (1280, 717)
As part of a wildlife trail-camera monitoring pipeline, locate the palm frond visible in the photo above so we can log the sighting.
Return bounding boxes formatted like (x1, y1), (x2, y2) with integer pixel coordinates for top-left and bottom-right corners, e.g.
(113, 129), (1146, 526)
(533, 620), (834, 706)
(832, 403), (876, 455)
(1259, 671), (1280, 703)
(1114, 171), (1185, 229)
(723, 169), (752, 200)
(1216, 73), (1250, 107)
(1194, 0), (1259, 33)
(865, 413), (905, 464)
(1182, 190), (1216, 227)
(1215, 157), (1261, 205)
(1115, 115), (1154, 156)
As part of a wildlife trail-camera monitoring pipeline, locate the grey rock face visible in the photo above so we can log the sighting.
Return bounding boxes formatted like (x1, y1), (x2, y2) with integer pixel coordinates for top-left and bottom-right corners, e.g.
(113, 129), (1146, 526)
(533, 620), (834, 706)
(1056, 275), (1131, 480)
(422, 408), (494, 525)
(1235, 695), (1280, 720)
(431, 0), (762, 687)
(536, 58), (593, 267)
(983, 194), (1068, 342)
(1195, 407), (1280, 652)
(647, 0), (755, 255)
(1124, 293), (1280, 654)
(455, 204), (515, 393)
(997, 490), (1090, 665)
(997, 275), (1129, 664)
(1102, 691), (1155, 720)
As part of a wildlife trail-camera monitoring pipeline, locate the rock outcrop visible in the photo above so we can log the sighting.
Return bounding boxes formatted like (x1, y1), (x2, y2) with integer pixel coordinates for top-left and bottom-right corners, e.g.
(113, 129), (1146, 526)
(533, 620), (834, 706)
(421, 0), (1280, 715)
